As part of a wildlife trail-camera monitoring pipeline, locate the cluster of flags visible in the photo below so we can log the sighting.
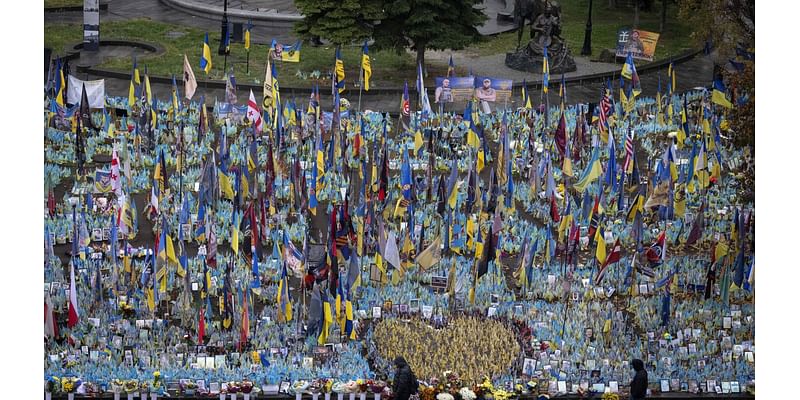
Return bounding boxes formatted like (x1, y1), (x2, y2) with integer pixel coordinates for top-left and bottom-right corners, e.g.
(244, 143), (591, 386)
(48, 32), (754, 350)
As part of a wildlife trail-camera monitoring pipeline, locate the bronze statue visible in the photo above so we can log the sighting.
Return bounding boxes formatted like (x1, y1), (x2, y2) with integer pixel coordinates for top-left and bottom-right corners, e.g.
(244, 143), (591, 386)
(506, 0), (575, 74)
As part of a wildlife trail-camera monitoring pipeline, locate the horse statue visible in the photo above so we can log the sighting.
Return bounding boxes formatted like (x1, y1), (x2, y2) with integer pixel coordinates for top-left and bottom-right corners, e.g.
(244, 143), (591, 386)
(514, 0), (562, 49)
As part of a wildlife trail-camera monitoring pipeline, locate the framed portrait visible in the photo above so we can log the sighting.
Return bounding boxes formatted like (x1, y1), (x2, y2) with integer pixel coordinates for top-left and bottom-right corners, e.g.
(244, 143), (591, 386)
(522, 358), (537, 376)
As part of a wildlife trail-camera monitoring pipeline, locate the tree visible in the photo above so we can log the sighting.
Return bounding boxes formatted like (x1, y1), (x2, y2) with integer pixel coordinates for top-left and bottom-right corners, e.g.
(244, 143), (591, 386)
(372, 0), (487, 74)
(678, 0), (754, 57)
(679, 0), (754, 202)
(294, 0), (382, 46)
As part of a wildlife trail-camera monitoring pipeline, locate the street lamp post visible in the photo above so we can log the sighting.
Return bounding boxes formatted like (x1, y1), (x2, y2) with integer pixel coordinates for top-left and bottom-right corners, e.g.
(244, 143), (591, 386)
(581, 0), (593, 56)
(218, 0), (229, 55)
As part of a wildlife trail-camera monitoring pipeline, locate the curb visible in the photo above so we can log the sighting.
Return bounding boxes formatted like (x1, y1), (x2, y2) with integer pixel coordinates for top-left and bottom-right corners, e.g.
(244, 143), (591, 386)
(159, 0), (302, 23)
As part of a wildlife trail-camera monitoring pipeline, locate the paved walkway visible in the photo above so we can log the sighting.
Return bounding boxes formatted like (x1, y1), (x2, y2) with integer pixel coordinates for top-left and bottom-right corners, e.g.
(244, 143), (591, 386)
(45, 0), (297, 43)
(425, 50), (620, 82)
(85, 50), (716, 112)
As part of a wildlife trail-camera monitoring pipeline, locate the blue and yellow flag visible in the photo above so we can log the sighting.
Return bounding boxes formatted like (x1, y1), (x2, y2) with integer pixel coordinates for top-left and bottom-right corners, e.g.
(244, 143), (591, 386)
(55, 59), (66, 107)
(361, 41), (371, 91)
(447, 55), (455, 77)
(574, 147), (603, 193)
(335, 47), (345, 93)
(271, 40), (302, 62)
(277, 262), (293, 322)
(200, 32), (212, 74)
(711, 77), (733, 109)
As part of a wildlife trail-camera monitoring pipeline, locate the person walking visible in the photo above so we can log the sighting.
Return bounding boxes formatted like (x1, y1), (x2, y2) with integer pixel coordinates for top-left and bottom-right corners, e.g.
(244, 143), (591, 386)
(391, 356), (418, 400)
(630, 359), (648, 400)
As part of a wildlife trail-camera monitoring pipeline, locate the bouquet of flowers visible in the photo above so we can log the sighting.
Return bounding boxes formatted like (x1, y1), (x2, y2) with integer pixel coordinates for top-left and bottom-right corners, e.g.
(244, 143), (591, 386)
(181, 380), (198, 395)
(370, 380), (387, 394)
(241, 381), (254, 394)
(420, 386), (437, 400)
(292, 380), (310, 394)
(459, 387), (476, 400)
(46, 376), (61, 393)
(437, 392), (455, 400)
(61, 377), (79, 393)
(343, 380), (359, 393)
(151, 371), (162, 391)
(358, 379), (369, 393)
(601, 392), (619, 400)
(109, 379), (124, 393)
(332, 381), (348, 393)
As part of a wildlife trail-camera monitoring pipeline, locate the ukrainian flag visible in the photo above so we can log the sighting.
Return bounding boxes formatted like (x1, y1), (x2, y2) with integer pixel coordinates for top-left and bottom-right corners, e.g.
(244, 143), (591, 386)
(361, 41), (371, 91)
(711, 78), (733, 109)
(621, 53), (635, 80)
(319, 290), (333, 344)
(335, 47), (345, 93)
(574, 148), (603, 192)
(200, 32), (212, 74)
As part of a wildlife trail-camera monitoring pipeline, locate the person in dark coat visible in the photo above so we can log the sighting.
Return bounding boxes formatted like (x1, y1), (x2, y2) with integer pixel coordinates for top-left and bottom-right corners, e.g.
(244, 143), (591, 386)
(391, 356), (417, 400)
(630, 358), (648, 400)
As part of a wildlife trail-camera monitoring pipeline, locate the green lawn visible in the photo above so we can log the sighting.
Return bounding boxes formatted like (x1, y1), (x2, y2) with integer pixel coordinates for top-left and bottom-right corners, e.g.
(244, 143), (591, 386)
(45, 3), (694, 87)
(44, 0), (83, 8)
(45, 18), (433, 88)
(467, 0), (693, 61)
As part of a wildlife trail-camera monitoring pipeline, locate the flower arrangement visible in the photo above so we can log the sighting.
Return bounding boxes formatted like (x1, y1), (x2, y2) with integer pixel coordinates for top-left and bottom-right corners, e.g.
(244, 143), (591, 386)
(109, 379), (124, 393)
(292, 380), (310, 393)
(436, 392), (454, 400)
(343, 380), (359, 393)
(459, 387), (476, 400)
(601, 392), (619, 400)
(61, 377), (79, 393)
(241, 381), (254, 394)
(357, 379), (369, 393)
(151, 371), (162, 391)
(370, 380), (387, 393)
(332, 381), (348, 393)
(181, 380), (197, 395)
(420, 386), (437, 400)
(46, 376), (61, 393)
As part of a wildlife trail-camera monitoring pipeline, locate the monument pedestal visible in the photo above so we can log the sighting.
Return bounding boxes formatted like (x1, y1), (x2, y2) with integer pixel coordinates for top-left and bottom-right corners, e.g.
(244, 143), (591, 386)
(505, 44), (577, 74)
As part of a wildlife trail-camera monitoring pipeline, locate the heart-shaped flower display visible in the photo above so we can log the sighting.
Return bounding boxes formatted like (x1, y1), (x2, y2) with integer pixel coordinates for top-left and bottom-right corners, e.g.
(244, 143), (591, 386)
(374, 317), (520, 384)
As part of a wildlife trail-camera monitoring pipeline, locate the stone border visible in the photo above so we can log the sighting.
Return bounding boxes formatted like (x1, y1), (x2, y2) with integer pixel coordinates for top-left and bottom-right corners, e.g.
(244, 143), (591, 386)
(159, 0), (302, 22)
(72, 40), (161, 54)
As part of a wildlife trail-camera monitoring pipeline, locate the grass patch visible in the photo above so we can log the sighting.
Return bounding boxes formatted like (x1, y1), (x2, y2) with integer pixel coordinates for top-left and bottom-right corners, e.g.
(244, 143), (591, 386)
(467, 0), (693, 61)
(44, 0), (83, 8)
(44, 18), (426, 88)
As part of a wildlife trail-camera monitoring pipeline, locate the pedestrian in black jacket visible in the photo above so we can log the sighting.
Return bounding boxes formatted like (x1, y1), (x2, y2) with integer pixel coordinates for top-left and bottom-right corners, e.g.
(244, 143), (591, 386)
(630, 358), (648, 400)
(391, 356), (417, 400)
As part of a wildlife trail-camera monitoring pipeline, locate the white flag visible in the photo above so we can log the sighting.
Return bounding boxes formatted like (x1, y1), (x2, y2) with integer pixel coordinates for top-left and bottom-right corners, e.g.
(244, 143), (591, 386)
(247, 90), (263, 133)
(384, 231), (401, 269)
(183, 54), (197, 100)
(67, 75), (105, 108)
